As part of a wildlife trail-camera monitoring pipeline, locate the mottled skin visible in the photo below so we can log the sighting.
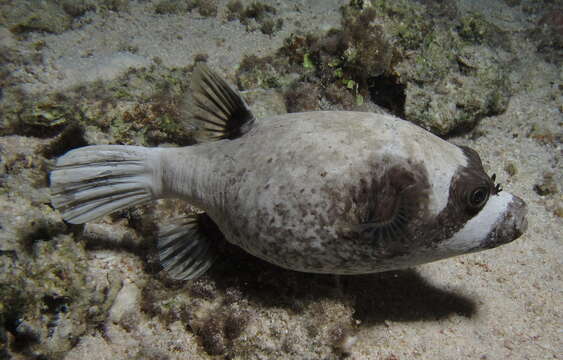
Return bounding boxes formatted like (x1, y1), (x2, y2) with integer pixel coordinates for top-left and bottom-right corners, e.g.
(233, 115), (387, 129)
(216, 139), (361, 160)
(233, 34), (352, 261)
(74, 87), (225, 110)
(50, 64), (528, 279)
(157, 111), (518, 274)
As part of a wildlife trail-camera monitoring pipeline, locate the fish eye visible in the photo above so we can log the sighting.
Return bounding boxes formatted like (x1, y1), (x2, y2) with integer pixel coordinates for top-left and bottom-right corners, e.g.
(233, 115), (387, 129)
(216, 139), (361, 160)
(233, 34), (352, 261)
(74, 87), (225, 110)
(468, 186), (489, 209)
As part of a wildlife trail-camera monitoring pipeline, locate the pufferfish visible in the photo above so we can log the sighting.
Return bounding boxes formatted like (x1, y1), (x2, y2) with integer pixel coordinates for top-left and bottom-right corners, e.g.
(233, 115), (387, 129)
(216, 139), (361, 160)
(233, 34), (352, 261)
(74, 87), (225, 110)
(50, 63), (528, 280)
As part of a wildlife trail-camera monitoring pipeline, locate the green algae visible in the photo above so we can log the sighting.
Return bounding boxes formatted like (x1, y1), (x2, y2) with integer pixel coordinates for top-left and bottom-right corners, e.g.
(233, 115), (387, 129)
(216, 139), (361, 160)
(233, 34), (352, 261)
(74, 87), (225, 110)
(236, 55), (291, 90)
(402, 42), (510, 134)
(369, 0), (432, 50)
(0, 0), (130, 35)
(1, 0), (72, 34)
(457, 13), (509, 48)
(1, 64), (196, 146)
(346, 0), (510, 134)
(234, 0), (509, 132)
(0, 1), (557, 358)
(1, 234), (93, 358)
(0, 138), (123, 358)
(154, 0), (217, 17)
(226, 1), (283, 35)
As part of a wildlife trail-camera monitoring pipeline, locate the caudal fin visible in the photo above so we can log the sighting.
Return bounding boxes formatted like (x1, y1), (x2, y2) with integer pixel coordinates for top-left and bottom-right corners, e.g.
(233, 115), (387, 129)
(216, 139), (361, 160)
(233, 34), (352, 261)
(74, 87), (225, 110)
(50, 145), (162, 224)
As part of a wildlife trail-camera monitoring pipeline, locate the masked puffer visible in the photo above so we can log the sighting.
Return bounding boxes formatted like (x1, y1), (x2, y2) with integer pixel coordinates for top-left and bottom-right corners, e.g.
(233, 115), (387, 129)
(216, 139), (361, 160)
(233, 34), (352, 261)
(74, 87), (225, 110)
(50, 64), (528, 280)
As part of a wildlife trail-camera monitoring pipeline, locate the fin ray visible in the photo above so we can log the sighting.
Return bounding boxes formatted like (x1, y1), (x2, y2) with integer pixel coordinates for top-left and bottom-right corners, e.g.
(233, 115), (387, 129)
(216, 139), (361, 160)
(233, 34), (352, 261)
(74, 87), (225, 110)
(191, 63), (255, 142)
(157, 213), (220, 280)
(50, 145), (160, 224)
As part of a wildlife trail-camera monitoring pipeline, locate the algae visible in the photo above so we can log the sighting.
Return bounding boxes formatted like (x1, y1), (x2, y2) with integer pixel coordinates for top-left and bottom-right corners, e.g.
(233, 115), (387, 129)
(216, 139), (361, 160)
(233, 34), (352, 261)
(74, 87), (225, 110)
(0, 0), (130, 35)
(402, 43), (510, 134)
(226, 1), (283, 35)
(154, 0), (217, 17)
(1, 65), (196, 146)
(531, 8), (563, 64)
(1, 231), (95, 358)
(0, 137), (126, 358)
(230, 0), (511, 134)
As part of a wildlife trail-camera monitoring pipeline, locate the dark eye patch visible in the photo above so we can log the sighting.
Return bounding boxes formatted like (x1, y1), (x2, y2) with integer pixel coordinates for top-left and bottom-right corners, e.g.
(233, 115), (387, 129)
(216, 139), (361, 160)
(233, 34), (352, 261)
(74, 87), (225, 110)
(455, 146), (496, 214)
(468, 186), (489, 209)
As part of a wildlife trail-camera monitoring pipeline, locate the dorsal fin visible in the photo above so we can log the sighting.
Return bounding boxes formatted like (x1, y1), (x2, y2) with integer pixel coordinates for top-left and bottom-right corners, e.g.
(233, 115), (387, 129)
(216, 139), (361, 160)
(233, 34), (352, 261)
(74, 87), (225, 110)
(191, 63), (255, 142)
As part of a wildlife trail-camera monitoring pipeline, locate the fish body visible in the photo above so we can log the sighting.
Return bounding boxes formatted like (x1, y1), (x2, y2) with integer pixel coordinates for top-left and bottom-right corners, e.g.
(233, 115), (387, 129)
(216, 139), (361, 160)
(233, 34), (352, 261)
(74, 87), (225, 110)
(51, 64), (528, 279)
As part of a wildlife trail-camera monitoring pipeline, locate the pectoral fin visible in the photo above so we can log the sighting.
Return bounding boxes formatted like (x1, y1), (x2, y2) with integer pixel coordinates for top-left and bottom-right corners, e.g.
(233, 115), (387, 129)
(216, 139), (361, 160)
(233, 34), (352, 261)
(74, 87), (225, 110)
(351, 164), (430, 255)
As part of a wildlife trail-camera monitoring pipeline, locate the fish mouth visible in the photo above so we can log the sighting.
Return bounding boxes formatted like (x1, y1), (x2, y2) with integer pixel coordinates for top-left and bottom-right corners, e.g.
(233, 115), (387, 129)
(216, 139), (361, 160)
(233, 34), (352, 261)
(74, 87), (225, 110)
(507, 195), (528, 238)
(482, 194), (528, 249)
(516, 210), (528, 236)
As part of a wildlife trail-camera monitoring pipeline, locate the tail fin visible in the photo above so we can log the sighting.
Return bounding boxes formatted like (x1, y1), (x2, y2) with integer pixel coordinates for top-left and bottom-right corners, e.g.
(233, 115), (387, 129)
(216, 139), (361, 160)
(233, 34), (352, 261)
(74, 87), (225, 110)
(50, 145), (162, 224)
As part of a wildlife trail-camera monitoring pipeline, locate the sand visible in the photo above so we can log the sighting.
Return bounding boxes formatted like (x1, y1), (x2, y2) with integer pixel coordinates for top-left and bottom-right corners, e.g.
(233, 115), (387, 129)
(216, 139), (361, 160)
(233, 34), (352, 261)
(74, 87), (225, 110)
(0, 0), (561, 359)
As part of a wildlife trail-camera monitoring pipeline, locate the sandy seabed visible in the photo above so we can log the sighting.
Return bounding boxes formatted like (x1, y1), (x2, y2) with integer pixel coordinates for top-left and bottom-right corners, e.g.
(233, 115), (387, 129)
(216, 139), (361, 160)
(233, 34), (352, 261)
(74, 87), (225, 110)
(0, 0), (561, 359)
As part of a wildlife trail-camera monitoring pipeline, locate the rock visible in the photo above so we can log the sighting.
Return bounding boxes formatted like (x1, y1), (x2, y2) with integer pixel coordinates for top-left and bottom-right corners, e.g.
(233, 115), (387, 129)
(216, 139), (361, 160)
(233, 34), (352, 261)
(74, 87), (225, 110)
(1, 0), (72, 34)
(109, 280), (141, 324)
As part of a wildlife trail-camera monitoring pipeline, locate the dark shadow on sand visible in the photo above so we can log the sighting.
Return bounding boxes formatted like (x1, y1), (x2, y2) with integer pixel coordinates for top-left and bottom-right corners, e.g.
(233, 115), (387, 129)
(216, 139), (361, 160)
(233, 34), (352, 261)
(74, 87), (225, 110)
(205, 242), (477, 325)
(77, 225), (477, 325)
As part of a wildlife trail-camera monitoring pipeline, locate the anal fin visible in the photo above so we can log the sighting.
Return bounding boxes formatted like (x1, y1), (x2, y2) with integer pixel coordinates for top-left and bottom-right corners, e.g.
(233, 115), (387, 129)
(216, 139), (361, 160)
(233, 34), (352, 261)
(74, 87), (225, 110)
(158, 213), (222, 280)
